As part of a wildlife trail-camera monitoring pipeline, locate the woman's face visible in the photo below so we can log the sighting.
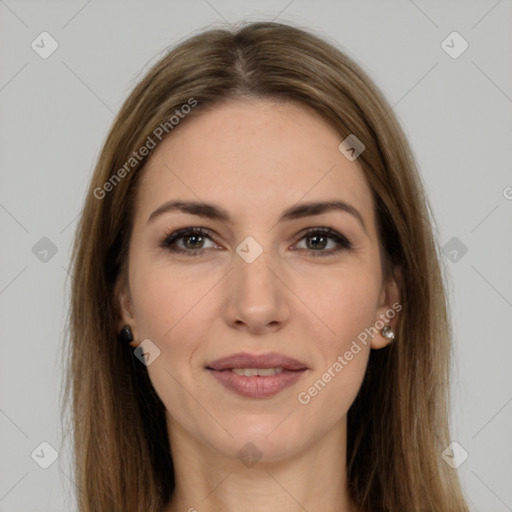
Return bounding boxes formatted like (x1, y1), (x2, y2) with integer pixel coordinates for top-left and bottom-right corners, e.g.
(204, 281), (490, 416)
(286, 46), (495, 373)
(117, 98), (400, 462)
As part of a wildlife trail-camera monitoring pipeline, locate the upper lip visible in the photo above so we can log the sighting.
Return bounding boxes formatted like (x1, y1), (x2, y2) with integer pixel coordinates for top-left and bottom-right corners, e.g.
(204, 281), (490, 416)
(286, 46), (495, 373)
(207, 352), (308, 371)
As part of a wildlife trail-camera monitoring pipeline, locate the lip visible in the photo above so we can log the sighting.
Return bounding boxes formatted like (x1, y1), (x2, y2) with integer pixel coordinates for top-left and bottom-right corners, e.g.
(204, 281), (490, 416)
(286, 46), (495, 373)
(207, 352), (308, 371)
(208, 369), (307, 398)
(206, 352), (309, 399)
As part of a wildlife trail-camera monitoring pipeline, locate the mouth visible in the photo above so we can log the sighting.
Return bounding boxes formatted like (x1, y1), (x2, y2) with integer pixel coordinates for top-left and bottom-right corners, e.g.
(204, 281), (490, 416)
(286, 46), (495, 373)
(206, 352), (309, 398)
(228, 367), (286, 376)
(207, 351), (308, 371)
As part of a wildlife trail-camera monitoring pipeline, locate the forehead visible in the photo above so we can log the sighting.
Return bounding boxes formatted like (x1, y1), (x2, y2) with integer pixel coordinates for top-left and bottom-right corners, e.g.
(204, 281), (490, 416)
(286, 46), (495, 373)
(133, 98), (376, 231)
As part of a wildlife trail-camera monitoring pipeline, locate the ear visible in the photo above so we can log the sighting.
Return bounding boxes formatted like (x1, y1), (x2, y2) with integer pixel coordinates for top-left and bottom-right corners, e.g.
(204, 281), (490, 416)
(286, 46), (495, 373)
(371, 265), (402, 349)
(114, 273), (139, 348)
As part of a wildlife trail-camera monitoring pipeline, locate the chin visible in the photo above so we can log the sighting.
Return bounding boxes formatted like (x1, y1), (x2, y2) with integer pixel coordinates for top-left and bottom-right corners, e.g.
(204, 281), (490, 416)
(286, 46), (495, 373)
(210, 416), (310, 463)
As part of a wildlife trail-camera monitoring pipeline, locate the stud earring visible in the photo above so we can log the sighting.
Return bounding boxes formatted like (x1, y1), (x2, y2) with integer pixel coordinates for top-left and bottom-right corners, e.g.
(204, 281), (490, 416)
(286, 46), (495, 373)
(381, 325), (395, 341)
(119, 325), (137, 347)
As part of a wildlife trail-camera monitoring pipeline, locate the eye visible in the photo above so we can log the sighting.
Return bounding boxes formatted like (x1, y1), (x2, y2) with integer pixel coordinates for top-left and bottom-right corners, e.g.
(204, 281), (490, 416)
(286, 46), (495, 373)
(293, 227), (352, 257)
(157, 226), (352, 257)
(158, 227), (218, 257)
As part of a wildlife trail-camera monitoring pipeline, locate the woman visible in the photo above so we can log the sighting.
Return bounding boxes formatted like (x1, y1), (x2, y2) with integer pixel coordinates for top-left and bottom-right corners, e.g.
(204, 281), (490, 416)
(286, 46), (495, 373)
(63, 21), (470, 511)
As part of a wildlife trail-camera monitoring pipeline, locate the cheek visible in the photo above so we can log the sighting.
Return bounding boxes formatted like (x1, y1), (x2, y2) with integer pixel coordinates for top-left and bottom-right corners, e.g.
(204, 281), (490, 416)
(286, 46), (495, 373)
(295, 269), (378, 411)
(296, 308), (372, 436)
(129, 260), (221, 402)
(129, 262), (214, 425)
(129, 257), (219, 341)
(302, 265), (381, 343)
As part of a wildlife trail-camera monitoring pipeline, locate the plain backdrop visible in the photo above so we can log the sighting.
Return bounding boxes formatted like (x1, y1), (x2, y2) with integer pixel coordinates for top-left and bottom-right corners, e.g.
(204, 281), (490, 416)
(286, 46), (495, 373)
(1, 1), (511, 511)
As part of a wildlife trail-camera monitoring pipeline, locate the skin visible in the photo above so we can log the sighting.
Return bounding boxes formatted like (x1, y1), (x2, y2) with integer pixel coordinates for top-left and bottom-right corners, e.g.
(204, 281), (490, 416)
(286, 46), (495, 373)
(116, 98), (401, 512)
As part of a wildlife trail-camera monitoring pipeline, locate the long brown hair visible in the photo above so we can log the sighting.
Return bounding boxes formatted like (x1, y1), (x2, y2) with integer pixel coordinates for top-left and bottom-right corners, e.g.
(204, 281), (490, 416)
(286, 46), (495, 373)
(62, 20), (469, 511)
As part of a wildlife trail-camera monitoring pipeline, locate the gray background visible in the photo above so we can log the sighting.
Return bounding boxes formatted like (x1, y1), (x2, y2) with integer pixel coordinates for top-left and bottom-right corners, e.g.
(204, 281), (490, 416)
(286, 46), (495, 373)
(1, 1), (511, 511)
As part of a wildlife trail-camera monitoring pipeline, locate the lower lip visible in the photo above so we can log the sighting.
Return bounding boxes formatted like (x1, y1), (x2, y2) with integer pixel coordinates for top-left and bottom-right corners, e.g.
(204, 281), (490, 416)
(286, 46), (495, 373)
(207, 369), (307, 398)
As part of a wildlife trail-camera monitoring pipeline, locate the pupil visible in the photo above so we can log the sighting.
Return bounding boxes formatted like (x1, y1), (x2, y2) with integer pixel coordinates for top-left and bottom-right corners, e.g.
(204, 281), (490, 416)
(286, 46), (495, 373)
(185, 234), (203, 249)
(308, 234), (326, 250)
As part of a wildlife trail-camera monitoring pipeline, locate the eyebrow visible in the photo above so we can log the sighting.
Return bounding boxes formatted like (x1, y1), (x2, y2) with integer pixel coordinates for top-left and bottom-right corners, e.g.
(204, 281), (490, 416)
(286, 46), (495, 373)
(147, 199), (368, 233)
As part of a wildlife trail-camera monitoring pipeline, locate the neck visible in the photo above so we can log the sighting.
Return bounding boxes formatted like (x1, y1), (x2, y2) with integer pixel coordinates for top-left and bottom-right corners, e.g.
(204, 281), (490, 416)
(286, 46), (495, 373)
(163, 417), (360, 512)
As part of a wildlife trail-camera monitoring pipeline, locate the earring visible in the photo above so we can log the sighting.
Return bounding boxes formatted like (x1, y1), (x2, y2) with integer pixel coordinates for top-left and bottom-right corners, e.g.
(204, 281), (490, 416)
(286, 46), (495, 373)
(381, 325), (395, 341)
(119, 325), (137, 347)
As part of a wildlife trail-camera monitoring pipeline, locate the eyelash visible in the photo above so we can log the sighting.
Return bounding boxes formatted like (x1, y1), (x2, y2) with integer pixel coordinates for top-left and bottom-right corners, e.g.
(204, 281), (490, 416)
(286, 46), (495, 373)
(157, 226), (353, 258)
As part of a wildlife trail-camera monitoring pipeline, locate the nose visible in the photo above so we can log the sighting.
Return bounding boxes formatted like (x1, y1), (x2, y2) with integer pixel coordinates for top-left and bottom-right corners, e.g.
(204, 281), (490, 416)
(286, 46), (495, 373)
(222, 246), (290, 334)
